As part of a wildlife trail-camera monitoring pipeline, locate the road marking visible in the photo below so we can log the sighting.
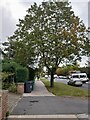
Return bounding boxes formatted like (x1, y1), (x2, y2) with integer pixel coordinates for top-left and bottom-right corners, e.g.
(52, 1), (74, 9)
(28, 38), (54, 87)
(76, 114), (89, 119)
(8, 114), (77, 118)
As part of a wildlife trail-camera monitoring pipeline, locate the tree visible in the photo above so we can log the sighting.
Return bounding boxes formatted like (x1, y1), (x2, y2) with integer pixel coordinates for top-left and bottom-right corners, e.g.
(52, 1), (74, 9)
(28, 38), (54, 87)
(2, 41), (15, 61)
(56, 63), (80, 76)
(8, 1), (88, 87)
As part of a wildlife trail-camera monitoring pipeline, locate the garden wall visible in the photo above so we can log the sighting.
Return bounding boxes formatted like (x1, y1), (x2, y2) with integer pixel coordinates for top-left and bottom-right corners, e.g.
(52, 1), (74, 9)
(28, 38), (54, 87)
(0, 90), (8, 120)
(17, 83), (24, 94)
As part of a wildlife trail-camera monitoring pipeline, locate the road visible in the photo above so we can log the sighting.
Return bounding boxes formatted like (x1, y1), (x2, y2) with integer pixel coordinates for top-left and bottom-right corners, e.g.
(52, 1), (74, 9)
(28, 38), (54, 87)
(48, 77), (90, 91)
(81, 82), (90, 90)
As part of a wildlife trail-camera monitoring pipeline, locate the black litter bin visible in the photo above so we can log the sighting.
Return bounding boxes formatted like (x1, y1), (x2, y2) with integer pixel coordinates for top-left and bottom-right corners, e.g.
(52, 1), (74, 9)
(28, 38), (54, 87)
(24, 81), (33, 93)
(32, 81), (35, 90)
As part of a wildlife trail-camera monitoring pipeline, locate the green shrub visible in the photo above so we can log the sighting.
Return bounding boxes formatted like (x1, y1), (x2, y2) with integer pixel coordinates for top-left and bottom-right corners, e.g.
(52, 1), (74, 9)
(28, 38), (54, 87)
(2, 61), (20, 73)
(8, 83), (17, 93)
(6, 111), (10, 117)
(2, 82), (10, 89)
(2, 82), (17, 93)
(2, 63), (10, 72)
(16, 67), (29, 82)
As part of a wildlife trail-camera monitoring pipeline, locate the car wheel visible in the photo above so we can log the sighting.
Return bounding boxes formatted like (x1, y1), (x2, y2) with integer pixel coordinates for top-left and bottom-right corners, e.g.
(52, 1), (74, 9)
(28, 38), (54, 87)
(82, 81), (86, 84)
(67, 82), (70, 85)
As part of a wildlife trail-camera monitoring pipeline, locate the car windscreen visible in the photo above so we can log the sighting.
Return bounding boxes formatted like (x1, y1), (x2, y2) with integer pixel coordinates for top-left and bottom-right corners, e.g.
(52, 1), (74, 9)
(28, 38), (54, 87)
(72, 75), (79, 78)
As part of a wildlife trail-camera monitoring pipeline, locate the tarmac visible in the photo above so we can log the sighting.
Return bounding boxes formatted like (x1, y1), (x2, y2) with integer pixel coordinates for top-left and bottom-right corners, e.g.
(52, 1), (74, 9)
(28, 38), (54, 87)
(8, 80), (89, 120)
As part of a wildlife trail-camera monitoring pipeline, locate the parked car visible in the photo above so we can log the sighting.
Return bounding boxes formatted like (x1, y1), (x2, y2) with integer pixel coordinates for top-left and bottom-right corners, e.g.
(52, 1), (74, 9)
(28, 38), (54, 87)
(59, 76), (67, 79)
(45, 75), (48, 78)
(54, 74), (58, 78)
(67, 73), (83, 86)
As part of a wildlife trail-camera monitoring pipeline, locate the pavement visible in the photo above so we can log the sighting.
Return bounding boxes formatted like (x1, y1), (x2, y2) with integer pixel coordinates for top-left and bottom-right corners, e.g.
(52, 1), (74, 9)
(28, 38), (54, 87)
(23, 80), (54, 97)
(7, 80), (89, 120)
(8, 93), (22, 112)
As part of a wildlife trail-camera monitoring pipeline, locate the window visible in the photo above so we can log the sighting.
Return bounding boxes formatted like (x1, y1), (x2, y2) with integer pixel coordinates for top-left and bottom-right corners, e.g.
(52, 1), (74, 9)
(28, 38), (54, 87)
(72, 75), (79, 78)
(80, 75), (86, 78)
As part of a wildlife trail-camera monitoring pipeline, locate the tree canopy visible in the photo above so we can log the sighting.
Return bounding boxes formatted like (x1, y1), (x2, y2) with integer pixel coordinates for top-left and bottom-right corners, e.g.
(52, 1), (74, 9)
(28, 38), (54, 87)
(5, 1), (89, 87)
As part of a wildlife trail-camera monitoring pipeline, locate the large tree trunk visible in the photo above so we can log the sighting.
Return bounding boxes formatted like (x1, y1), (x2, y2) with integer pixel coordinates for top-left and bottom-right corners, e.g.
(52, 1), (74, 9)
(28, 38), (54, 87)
(50, 69), (54, 87)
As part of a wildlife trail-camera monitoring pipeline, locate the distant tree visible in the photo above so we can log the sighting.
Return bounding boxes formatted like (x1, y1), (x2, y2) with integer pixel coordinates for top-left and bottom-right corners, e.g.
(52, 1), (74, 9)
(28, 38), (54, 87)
(56, 67), (65, 76)
(56, 64), (79, 76)
(79, 67), (90, 79)
(7, 1), (88, 87)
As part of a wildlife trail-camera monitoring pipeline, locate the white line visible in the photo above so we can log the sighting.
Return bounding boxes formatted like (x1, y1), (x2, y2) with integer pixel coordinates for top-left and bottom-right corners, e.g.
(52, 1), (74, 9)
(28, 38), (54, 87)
(8, 114), (77, 118)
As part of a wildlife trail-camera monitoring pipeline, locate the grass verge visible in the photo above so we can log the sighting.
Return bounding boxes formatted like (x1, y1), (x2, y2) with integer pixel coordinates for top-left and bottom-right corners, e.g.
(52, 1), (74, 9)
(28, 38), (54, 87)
(41, 78), (90, 98)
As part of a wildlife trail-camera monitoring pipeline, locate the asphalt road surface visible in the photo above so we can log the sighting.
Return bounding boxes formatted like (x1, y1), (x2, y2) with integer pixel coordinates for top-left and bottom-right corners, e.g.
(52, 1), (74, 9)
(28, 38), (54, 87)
(11, 96), (88, 115)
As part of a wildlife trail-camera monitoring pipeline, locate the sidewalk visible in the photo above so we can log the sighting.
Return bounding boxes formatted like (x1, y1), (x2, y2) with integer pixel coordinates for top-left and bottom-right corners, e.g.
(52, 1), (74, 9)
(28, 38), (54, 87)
(8, 80), (89, 120)
(8, 93), (22, 112)
(23, 80), (54, 96)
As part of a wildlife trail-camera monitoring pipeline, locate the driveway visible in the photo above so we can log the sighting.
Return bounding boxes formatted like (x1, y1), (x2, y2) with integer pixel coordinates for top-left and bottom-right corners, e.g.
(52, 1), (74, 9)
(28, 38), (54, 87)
(11, 96), (88, 115)
(8, 81), (89, 120)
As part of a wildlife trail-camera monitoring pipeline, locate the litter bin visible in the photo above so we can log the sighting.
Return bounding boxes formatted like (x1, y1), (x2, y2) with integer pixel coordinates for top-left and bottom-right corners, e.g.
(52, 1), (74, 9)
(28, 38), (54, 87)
(32, 81), (35, 90)
(24, 81), (33, 93)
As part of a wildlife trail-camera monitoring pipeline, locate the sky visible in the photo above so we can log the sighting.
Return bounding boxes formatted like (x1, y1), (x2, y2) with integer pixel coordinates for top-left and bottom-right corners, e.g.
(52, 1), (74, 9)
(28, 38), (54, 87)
(0, 0), (89, 67)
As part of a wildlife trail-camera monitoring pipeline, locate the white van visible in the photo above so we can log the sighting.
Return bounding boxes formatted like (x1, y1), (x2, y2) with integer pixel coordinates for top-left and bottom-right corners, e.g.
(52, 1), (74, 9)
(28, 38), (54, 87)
(69, 73), (89, 83)
(68, 73), (83, 86)
(78, 73), (89, 83)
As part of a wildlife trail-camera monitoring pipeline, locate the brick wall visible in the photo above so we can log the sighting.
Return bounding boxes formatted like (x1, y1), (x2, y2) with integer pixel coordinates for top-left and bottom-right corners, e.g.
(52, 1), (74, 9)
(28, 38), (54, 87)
(17, 83), (24, 94)
(0, 90), (8, 120)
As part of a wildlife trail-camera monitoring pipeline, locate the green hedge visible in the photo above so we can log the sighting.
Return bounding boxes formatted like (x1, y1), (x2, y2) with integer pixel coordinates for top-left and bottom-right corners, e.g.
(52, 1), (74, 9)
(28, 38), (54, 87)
(16, 67), (29, 82)
(2, 60), (35, 83)
(2, 61), (20, 73)
(2, 63), (10, 72)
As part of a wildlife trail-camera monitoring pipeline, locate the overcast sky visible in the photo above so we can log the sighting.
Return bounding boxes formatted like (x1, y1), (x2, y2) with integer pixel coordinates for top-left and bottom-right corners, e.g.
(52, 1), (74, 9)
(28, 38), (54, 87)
(0, 0), (89, 67)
